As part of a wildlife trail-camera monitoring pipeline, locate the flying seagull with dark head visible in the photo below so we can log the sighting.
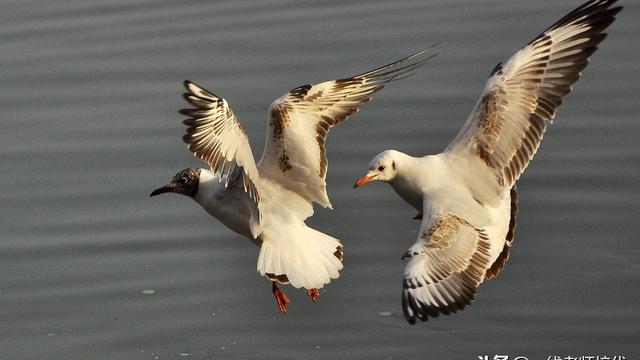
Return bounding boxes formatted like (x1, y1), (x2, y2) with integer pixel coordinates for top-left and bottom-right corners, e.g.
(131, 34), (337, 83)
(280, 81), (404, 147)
(151, 48), (436, 313)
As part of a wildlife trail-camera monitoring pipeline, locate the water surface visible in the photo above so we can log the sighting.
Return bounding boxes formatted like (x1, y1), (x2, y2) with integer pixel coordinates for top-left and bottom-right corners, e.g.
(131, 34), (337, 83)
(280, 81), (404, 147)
(1, 1), (638, 359)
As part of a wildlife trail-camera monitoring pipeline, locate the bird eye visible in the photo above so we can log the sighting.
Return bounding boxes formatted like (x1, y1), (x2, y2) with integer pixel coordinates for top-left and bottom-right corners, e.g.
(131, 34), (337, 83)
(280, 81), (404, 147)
(179, 177), (188, 184)
(378, 165), (385, 171)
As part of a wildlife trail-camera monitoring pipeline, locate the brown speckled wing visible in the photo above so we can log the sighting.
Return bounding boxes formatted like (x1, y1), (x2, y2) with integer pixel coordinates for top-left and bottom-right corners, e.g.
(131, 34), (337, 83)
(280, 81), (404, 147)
(179, 80), (261, 206)
(258, 48), (437, 208)
(402, 212), (492, 324)
(446, 0), (621, 190)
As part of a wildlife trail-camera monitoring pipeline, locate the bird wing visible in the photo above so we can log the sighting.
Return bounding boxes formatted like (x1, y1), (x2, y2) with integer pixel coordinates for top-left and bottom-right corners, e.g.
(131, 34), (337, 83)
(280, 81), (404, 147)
(257, 48), (436, 208)
(401, 200), (493, 324)
(445, 0), (621, 199)
(179, 80), (262, 226)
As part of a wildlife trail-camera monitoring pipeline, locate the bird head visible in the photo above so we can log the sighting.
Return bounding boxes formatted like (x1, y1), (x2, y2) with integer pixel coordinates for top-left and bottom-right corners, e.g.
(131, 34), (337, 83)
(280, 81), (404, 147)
(354, 150), (400, 188)
(150, 168), (201, 198)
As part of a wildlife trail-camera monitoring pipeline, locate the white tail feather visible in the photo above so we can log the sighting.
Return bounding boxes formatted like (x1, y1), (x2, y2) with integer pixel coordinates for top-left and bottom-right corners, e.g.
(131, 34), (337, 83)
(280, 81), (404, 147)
(257, 224), (343, 289)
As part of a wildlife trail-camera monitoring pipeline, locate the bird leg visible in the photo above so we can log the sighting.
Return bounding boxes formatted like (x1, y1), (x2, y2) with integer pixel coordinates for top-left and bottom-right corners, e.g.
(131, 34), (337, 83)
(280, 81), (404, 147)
(272, 281), (290, 314)
(413, 212), (423, 220)
(307, 288), (320, 302)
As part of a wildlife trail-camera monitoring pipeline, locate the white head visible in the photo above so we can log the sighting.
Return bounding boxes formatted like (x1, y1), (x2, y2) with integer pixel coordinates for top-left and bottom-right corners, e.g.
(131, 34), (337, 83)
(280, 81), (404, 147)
(354, 150), (403, 187)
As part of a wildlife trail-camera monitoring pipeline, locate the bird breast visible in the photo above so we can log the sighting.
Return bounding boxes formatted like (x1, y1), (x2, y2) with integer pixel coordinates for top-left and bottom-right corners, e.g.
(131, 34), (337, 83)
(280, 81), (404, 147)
(390, 177), (424, 211)
(195, 175), (254, 239)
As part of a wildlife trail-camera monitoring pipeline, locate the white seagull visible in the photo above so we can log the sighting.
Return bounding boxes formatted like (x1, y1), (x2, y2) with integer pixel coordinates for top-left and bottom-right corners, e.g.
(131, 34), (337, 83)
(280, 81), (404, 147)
(151, 49), (435, 313)
(354, 0), (621, 324)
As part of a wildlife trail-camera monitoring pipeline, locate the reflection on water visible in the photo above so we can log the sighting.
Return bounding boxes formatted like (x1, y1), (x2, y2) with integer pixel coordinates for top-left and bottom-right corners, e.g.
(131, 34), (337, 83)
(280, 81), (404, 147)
(1, 1), (638, 359)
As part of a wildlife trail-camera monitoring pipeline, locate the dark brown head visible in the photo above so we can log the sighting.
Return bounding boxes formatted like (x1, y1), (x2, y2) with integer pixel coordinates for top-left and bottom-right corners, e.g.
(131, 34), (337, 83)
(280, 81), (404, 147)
(150, 168), (200, 198)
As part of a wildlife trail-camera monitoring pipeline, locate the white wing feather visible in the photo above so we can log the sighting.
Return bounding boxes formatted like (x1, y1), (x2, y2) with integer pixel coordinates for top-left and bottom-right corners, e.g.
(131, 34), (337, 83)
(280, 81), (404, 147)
(258, 48), (437, 207)
(402, 200), (492, 324)
(445, 0), (621, 202)
(180, 80), (262, 224)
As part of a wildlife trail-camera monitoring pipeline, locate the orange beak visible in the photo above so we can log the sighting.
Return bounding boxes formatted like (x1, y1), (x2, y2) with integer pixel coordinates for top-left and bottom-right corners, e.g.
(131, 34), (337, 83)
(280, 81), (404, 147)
(353, 174), (377, 188)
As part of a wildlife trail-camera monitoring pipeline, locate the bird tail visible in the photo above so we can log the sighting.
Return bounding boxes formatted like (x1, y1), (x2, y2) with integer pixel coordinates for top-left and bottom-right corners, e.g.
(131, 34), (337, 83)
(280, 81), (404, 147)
(256, 224), (344, 289)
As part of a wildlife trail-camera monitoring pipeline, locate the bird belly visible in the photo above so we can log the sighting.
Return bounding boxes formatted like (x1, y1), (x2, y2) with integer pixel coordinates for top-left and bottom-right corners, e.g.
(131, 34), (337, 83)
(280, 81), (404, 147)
(195, 180), (256, 241)
(483, 193), (512, 265)
(212, 204), (254, 239)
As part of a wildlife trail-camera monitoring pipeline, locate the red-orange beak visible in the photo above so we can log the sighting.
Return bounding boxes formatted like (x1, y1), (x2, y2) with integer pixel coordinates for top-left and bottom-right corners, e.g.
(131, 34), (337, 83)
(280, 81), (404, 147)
(353, 174), (377, 188)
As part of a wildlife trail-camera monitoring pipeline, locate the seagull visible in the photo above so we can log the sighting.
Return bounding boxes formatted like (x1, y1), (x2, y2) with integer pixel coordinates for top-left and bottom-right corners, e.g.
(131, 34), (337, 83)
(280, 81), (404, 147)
(354, 0), (621, 324)
(150, 48), (436, 314)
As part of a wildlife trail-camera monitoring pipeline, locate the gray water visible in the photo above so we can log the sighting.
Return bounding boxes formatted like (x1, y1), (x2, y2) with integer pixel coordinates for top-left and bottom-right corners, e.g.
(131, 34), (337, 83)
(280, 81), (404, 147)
(1, 0), (639, 359)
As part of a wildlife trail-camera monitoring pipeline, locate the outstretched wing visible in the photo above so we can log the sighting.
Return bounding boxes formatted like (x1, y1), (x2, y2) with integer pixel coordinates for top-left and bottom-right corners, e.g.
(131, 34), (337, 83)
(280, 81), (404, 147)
(402, 204), (492, 324)
(445, 0), (621, 197)
(179, 80), (261, 207)
(258, 48), (437, 207)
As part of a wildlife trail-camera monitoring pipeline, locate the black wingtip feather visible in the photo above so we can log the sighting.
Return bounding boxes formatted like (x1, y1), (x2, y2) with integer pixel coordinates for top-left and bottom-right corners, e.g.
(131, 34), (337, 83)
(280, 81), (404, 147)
(401, 283), (478, 324)
(348, 44), (439, 84)
(182, 79), (221, 99)
(490, 62), (503, 77)
(534, 0), (622, 44)
(177, 108), (193, 116)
